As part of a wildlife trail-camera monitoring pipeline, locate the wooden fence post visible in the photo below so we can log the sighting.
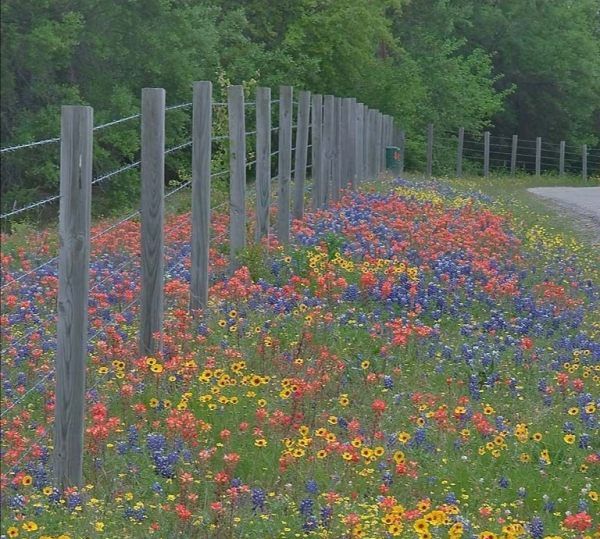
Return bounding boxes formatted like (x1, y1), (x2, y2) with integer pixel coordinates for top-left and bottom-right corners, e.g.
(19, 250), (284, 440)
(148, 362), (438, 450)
(398, 129), (405, 175)
(140, 88), (165, 356)
(348, 98), (357, 189)
(535, 136), (541, 176)
(363, 106), (370, 180)
(355, 103), (365, 185)
(426, 123), (433, 178)
(456, 127), (464, 178)
(277, 86), (293, 243)
(54, 105), (93, 490)
(340, 98), (351, 189)
(370, 110), (378, 178)
(559, 140), (565, 176)
(511, 135), (518, 176)
(375, 113), (383, 175)
(582, 144), (588, 181)
(322, 95), (334, 206)
(292, 90), (310, 220)
(228, 85), (246, 268)
(311, 94), (323, 209)
(256, 87), (271, 239)
(483, 131), (490, 178)
(333, 97), (342, 200)
(190, 81), (212, 312)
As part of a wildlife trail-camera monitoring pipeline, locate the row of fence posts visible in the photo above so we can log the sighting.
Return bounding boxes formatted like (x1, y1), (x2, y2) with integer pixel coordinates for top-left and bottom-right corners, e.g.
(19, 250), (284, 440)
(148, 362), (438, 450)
(54, 83), (393, 489)
(425, 124), (591, 180)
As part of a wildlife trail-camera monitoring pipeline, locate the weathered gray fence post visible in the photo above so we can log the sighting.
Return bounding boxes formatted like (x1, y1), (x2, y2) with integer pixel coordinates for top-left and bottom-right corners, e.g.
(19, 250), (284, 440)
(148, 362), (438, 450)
(456, 127), (464, 177)
(582, 144), (588, 181)
(370, 109), (378, 178)
(375, 113), (383, 175)
(378, 114), (385, 174)
(398, 129), (405, 175)
(311, 94), (323, 209)
(535, 136), (542, 177)
(277, 86), (293, 243)
(293, 90), (310, 220)
(483, 131), (490, 178)
(355, 103), (365, 184)
(322, 95), (334, 206)
(510, 135), (518, 176)
(140, 88), (165, 356)
(363, 106), (370, 180)
(333, 97), (342, 200)
(190, 81), (212, 312)
(348, 98), (357, 189)
(256, 87), (271, 239)
(228, 85), (246, 268)
(426, 123), (434, 178)
(54, 105), (93, 490)
(559, 141), (565, 176)
(340, 98), (351, 189)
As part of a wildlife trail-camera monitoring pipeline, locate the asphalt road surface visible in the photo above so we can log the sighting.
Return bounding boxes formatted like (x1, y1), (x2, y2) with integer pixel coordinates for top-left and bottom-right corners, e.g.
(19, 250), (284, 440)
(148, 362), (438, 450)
(527, 186), (600, 245)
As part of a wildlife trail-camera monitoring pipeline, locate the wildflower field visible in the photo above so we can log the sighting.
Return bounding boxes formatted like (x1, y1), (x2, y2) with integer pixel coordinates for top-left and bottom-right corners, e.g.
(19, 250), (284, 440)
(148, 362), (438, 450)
(1, 177), (598, 539)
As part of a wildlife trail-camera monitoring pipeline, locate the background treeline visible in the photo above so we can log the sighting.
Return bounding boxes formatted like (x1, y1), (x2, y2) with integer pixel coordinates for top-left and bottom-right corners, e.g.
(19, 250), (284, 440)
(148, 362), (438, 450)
(1, 0), (599, 214)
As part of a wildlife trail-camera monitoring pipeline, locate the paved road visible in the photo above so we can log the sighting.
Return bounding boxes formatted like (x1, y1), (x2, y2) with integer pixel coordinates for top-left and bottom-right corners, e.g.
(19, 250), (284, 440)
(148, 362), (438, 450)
(527, 186), (600, 245)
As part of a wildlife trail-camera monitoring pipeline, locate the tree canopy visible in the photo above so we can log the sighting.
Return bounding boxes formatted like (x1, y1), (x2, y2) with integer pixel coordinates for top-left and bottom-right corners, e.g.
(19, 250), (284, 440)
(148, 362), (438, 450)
(1, 0), (598, 210)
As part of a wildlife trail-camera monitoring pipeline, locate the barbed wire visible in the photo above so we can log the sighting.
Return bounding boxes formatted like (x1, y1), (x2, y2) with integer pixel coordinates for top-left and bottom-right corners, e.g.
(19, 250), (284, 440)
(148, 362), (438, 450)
(0, 371), (55, 418)
(0, 137), (60, 154)
(12, 430), (52, 470)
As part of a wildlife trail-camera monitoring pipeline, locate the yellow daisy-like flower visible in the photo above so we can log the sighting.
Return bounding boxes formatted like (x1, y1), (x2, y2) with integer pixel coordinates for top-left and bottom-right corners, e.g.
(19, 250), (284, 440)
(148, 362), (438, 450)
(393, 450), (405, 464)
(7, 527), (19, 538)
(483, 404), (495, 415)
(21, 475), (32, 486)
(254, 438), (267, 447)
(398, 432), (411, 444)
(413, 519), (429, 533)
(563, 434), (576, 444)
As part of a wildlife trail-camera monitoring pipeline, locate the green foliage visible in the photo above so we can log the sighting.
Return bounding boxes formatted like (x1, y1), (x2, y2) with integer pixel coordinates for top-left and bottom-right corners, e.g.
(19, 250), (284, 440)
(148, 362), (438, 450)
(237, 243), (271, 282)
(1, 0), (598, 219)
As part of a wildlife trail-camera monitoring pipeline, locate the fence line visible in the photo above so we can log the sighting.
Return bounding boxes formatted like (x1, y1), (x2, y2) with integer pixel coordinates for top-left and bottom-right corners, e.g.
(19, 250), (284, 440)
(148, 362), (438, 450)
(20, 78), (600, 492)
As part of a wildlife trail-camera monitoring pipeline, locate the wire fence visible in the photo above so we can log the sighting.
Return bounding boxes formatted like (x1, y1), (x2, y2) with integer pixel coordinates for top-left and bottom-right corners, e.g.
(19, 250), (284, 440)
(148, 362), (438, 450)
(428, 127), (599, 177)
